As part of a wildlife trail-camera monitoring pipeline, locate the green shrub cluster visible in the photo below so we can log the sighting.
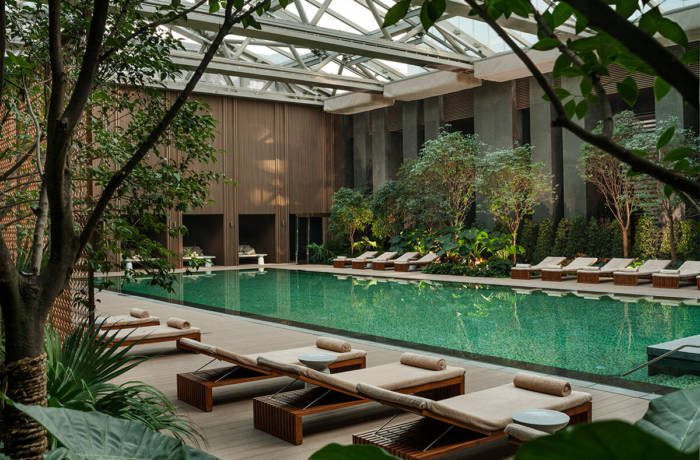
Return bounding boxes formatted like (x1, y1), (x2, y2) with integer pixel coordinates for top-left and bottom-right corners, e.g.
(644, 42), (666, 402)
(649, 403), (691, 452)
(532, 218), (554, 262)
(423, 258), (513, 277)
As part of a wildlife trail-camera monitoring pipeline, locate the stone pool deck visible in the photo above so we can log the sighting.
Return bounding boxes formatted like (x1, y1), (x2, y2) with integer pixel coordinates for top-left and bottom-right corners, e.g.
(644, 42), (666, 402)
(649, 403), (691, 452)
(99, 289), (660, 460)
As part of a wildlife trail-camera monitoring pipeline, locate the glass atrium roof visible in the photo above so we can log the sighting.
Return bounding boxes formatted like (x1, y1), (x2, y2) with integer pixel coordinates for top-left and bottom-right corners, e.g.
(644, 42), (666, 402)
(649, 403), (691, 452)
(153, 0), (700, 105)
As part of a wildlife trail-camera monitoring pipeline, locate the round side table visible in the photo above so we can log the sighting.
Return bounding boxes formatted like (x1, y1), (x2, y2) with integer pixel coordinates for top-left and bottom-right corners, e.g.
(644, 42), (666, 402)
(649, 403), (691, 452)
(512, 409), (570, 433)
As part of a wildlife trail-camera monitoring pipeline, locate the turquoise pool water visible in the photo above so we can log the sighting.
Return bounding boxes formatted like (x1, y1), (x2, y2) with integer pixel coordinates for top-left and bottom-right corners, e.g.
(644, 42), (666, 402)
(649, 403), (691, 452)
(106, 269), (700, 389)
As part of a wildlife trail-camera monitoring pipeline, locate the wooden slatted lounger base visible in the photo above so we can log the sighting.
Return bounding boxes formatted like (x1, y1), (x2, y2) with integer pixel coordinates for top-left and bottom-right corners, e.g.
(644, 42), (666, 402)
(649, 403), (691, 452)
(541, 271), (566, 282)
(576, 272), (601, 283)
(652, 276), (682, 289)
(613, 273), (646, 285)
(352, 401), (592, 460)
(253, 376), (465, 445)
(177, 356), (367, 412)
(510, 269), (535, 280)
(111, 331), (201, 348)
(351, 260), (368, 269)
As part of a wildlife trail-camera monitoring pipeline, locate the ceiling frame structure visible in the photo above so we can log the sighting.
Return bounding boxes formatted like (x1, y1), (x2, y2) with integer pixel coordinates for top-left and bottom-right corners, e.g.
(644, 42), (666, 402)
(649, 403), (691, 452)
(141, 0), (698, 109)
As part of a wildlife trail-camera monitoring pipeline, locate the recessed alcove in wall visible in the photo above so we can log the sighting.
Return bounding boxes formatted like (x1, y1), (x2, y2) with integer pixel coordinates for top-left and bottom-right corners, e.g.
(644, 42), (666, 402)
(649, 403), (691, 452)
(182, 214), (224, 263)
(238, 214), (276, 264)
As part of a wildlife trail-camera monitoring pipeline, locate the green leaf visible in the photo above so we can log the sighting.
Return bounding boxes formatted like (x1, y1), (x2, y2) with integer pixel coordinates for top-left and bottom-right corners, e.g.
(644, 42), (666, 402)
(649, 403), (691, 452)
(654, 77), (672, 101)
(616, 0), (638, 18)
(575, 100), (588, 119)
(579, 78), (593, 98)
(656, 126), (676, 150)
(383, 0), (410, 27)
(419, 0), (446, 30)
(551, 3), (573, 27)
(616, 76), (638, 107)
(12, 403), (217, 459)
(639, 8), (662, 35)
(664, 146), (693, 162)
(310, 443), (399, 459)
(533, 37), (560, 51)
(574, 12), (588, 34)
(515, 420), (695, 460)
(663, 184), (675, 198)
(564, 99), (577, 119)
(554, 87), (570, 99)
(636, 388), (700, 453)
(208, 0), (220, 13)
(657, 18), (688, 47)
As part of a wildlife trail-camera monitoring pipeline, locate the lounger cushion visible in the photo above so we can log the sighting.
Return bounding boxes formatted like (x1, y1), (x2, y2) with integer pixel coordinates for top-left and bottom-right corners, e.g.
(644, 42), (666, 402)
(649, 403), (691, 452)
(130, 308), (150, 318)
(505, 423), (549, 441)
(110, 325), (200, 341)
(513, 373), (571, 397)
(302, 363), (465, 394)
(179, 338), (217, 355)
(400, 352), (446, 371)
(166, 317), (191, 329)
(428, 383), (591, 432)
(256, 357), (306, 376)
(316, 337), (352, 353)
(246, 346), (366, 366)
(216, 347), (259, 367)
(97, 314), (159, 327)
(356, 383), (431, 412)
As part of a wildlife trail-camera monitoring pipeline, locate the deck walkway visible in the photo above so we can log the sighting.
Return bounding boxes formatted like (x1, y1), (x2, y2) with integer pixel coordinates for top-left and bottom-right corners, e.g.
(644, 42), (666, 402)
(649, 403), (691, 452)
(99, 289), (655, 460)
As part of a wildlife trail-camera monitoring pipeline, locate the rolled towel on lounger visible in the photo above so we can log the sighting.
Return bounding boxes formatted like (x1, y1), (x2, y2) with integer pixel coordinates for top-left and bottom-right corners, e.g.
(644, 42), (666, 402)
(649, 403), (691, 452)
(660, 269), (680, 274)
(400, 352), (446, 371)
(130, 308), (149, 318)
(316, 337), (352, 353)
(513, 373), (571, 397)
(515, 263), (531, 268)
(166, 317), (191, 329)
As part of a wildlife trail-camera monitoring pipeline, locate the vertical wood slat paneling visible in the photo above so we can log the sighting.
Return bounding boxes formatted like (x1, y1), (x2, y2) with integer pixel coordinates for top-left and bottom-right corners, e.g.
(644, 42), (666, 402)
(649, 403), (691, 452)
(287, 105), (326, 214)
(515, 78), (530, 110)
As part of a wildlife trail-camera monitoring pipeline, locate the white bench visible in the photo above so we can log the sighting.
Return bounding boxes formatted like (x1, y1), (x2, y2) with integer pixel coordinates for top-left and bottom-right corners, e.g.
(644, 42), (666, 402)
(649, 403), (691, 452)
(239, 253), (267, 265)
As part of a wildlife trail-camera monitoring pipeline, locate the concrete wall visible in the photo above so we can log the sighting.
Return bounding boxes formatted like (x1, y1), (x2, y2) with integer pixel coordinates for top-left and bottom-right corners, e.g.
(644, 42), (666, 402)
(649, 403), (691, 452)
(473, 81), (516, 149)
(560, 77), (588, 218)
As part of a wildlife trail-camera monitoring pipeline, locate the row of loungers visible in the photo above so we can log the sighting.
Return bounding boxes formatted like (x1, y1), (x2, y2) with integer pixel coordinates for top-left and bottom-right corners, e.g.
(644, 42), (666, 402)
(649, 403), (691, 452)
(97, 313), (593, 457)
(333, 251), (439, 272)
(512, 257), (700, 288)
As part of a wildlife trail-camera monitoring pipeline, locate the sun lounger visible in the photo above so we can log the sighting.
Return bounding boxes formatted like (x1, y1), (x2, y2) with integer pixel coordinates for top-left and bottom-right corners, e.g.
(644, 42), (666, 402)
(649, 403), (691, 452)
(252, 352), (466, 445)
(97, 308), (160, 330)
(510, 257), (566, 279)
(576, 258), (634, 283)
(541, 257), (598, 281)
(353, 373), (592, 459)
(652, 261), (700, 288)
(176, 337), (367, 411)
(612, 259), (671, 285)
(333, 251), (379, 268)
(394, 252), (439, 272)
(104, 317), (201, 348)
(373, 252), (420, 270)
(352, 251), (397, 269)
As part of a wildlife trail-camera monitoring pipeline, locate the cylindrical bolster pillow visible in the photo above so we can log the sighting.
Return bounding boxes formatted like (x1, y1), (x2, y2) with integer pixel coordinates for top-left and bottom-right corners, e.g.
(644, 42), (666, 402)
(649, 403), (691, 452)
(513, 373), (571, 397)
(166, 317), (190, 329)
(130, 308), (149, 318)
(400, 352), (446, 371)
(316, 337), (351, 353)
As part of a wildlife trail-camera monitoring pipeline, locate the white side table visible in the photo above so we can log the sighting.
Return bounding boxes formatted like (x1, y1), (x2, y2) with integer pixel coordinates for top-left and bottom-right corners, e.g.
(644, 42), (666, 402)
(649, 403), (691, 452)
(512, 409), (570, 433)
(298, 353), (337, 389)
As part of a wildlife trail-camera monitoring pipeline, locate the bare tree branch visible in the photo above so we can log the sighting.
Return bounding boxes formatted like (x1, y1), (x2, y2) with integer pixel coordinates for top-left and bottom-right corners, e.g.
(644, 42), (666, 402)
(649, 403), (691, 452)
(566, 0), (699, 110)
(78, 0), (264, 254)
(462, 0), (699, 199)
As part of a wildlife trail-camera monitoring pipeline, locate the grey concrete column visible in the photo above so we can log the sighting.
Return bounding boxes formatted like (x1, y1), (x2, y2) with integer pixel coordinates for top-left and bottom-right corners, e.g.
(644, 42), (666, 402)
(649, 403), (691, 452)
(402, 101), (419, 160)
(474, 81), (516, 149)
(560, 77), (588, 218)
(352, 112), (371, 190)
(371, 109), (390, 190)
(655, 87), (684, 127)
(474, 81), (516, 226)
(529, 75), (563, 220)
(423, 97), (441, 140)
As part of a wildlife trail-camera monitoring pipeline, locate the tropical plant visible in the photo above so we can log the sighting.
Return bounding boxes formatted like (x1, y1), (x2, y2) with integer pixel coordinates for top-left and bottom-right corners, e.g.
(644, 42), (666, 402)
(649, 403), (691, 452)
(552, 218), (572, 258)
(517, 219), (538, 263)
(533, 218), (555, 262)
(383, 0), (699, 198)
(677, 219), (700, 260)
(45, 322), (202, 444)
(0, 1), (285, 455)
(399, 129), (483, 230)
(566, 216), (589, 258)
(329, 188), (373, 255)
(8, 402), (216, 459)
(308, 243), (335, 265)
(634, 214), (659, 259)
(478, 146), (554, 261)
(370, 180), (406, 241)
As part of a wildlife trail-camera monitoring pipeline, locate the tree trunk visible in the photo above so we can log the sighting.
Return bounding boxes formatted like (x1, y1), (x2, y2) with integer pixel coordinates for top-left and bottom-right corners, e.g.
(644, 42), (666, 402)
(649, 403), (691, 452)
(622, 227), (630, 257)
(667, 214), (677, 263)
(1, 294), (49, 459)
(512, 231), (518, 263)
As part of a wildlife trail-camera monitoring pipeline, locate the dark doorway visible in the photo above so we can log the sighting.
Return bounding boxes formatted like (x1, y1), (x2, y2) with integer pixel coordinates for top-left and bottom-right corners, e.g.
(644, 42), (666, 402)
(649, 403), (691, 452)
(238, 214), (276, 264)
(289, 214), (323, 263)
(183, 214), (224, 263)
